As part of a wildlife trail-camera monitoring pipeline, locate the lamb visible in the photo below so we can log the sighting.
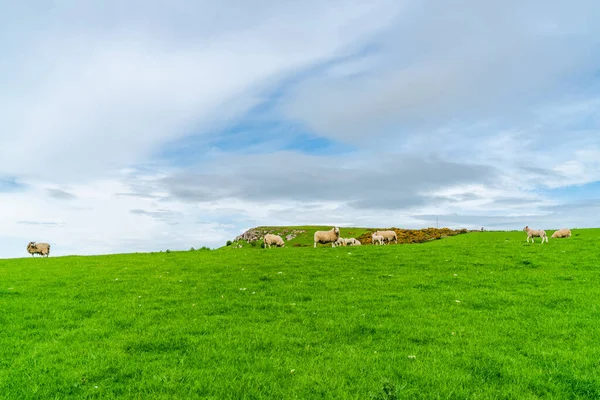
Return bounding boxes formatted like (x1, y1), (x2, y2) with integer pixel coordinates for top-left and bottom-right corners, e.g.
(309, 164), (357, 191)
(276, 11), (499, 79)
(314, 227), (340, 248)
(371, 233), (384, 245)
(335, 237), (361, 246)
(334, 237), (347, 247)
(263, 234), (285, 248)
(375, 230), (398, 244)
(347, 238), (361, 246)
(26, 242), (51, 257)
(523, 226), (548, 243)
(551, 228), (572, 239)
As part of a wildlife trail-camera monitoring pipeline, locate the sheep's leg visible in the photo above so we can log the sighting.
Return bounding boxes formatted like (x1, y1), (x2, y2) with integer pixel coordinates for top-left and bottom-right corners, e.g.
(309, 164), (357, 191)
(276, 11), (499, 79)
(314, 242), (317, 248)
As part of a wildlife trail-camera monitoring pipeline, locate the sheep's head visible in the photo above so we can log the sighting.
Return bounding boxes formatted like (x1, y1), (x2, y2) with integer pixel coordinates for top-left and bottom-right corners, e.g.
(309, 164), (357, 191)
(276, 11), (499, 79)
(27, 241), (36, 249)
(523, 226), (529, 231)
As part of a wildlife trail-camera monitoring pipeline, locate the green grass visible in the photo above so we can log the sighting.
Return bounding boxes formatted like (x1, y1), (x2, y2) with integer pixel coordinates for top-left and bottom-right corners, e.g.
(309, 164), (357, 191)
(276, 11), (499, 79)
(2, 230), (600, 399)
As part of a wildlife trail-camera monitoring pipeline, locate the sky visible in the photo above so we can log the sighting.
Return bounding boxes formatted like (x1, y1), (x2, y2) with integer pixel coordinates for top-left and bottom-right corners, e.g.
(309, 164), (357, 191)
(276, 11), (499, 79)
(1, 1), (600, 258)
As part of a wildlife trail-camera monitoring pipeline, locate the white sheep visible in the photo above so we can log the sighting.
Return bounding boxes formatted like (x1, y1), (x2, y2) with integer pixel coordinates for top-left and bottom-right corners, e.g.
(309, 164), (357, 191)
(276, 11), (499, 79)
(27, 241), (51, 257)
(523, 226), (548, 243)
(376, 230), (398, 244)
(314, 227), (340, 248)
(551, 228), (572, 239)
(347, 238), (361, 246)
(263, 234), (285, 248)
(334, 237), (347, 247)
(371, 233), (384, 245)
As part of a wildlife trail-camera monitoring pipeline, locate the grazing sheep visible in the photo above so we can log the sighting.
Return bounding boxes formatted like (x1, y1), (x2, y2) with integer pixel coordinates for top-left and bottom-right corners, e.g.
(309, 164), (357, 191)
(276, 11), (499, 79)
(263, 234), (285, 248)
(376, 230), (398, 244)
(314, 227), (340, 248)
(26, 242), (51, 257)
(523, 226), (548, 243)
(551, 228), (572, 239)
(371, 233), (384, 245)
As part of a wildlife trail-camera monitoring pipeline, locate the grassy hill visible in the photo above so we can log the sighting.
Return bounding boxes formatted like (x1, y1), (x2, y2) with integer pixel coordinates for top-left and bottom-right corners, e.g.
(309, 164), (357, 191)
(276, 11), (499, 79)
(1, 229), (599, 398)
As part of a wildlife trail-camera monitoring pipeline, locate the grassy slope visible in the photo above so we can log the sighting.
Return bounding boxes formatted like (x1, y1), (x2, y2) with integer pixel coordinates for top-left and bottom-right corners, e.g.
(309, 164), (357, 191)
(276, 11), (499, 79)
(1, 230), (600, 399)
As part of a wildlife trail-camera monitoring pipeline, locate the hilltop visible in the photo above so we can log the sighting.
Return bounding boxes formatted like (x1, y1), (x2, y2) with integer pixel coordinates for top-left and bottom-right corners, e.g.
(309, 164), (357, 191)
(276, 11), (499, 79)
(227, 225), (469, 248)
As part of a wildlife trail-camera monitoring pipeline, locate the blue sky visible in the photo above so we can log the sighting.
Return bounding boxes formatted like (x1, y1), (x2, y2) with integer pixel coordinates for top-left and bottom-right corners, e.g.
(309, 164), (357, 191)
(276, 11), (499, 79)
(1, 0), (600, 258)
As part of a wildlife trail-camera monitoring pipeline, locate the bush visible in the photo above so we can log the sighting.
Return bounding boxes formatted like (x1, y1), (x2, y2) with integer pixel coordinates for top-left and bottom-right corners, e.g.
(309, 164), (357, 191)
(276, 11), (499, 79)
(226, 240), (232, 246)
(189, 247), (195, 251)
(166, 249), (171, 253)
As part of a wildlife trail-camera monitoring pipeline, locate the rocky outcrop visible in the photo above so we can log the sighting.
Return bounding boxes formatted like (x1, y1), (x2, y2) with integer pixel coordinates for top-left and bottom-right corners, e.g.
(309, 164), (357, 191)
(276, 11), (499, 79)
(234, 227), (306, 244)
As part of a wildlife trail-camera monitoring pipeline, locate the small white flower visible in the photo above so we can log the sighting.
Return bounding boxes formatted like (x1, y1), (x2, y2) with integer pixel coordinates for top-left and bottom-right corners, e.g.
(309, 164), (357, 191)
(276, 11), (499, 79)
(240, 288), (247, 291)
(252, 292), (256, 294)
(347, 252), (352, 255)
(290, 369), (295, 374)
(278, 272), (283, 274)
(451, 332), (455, 335)
(455, 300), (461, 303)
(408, 355), (416, 359)
(453, 274), (458, 277)
(94, 386), (98, 389)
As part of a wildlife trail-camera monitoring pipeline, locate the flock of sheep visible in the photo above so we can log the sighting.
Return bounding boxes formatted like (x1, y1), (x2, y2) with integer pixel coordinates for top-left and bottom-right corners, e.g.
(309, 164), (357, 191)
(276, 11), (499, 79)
(264, 226), (574, 249)
(264, 227), (399, 248)
(23, 226), (573, 257)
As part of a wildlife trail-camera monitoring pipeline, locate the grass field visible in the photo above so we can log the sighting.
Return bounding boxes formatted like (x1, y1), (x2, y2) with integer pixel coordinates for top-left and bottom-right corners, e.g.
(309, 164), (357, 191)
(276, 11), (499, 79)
(2, 229), (600, 399)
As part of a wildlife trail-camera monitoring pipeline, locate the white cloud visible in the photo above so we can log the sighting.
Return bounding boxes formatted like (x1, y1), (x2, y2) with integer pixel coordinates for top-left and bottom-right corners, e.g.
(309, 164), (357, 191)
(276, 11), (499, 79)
(0, 0), (402, 182)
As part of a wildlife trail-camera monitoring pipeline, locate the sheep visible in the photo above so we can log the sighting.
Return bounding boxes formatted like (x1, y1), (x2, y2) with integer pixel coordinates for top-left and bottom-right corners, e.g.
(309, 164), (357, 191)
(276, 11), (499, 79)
(335, 237), (361, 246)
(314, 227), (340, 248)
(371, 233), (384, 245)
(347, 238), (361, 246)
(26, 241), (51, 257)
(376, 230), (398, 244)
(551, 228), (572, 239)
(263, 234), (285, 248)
(523, 226), (548, 243)
(334, 237), (347, 247)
